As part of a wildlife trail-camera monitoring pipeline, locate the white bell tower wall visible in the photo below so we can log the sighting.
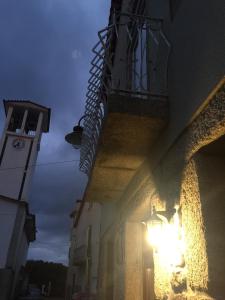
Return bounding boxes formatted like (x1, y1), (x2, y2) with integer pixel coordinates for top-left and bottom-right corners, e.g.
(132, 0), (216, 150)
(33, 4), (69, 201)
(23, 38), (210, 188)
(0, 200), (17, 268)
(0, 136), (33, 200)
(21, 111), (43, 201)
(0, 101), (50, 202)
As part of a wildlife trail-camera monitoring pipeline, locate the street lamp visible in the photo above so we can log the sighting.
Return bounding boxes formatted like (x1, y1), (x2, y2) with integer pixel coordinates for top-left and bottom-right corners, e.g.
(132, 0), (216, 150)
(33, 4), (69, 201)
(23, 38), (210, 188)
(65, 115), (86, 149)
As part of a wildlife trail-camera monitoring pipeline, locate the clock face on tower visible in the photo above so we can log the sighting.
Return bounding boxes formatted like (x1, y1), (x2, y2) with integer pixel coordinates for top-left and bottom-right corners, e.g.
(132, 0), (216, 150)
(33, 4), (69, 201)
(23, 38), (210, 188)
(12, 138), (25, 150)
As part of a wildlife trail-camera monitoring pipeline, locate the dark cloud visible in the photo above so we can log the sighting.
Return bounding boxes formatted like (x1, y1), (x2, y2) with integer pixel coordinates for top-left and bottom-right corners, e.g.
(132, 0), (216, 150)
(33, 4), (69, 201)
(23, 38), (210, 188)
(30, 165), (87, 216)
(0, 0), (110, 264)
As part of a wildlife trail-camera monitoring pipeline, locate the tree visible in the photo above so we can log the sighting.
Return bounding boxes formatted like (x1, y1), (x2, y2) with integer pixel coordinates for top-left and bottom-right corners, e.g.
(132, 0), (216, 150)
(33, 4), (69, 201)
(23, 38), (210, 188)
(25, 260), (67, 297)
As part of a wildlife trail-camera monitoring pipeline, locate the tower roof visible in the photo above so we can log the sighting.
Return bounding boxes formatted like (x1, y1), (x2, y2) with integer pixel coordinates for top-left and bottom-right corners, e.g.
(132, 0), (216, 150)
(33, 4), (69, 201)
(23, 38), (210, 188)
(3, 100), (51, 132)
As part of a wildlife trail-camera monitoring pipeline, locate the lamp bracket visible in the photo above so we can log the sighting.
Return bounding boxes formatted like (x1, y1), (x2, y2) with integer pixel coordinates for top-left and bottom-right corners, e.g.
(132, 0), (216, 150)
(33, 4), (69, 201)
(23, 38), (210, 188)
(152, 206), (176, 222)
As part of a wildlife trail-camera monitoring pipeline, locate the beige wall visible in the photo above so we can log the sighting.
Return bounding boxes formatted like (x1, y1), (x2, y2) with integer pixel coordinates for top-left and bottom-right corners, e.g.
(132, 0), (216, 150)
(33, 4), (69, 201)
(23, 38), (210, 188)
(66, 202), (101, 299)
(147, 0), (225, 169)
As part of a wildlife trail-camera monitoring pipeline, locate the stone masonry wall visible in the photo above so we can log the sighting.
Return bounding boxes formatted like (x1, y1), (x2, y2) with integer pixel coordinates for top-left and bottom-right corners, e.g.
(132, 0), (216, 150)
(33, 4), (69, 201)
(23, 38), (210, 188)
(115, 83), (225, 300)
(97, 83), (225, 300)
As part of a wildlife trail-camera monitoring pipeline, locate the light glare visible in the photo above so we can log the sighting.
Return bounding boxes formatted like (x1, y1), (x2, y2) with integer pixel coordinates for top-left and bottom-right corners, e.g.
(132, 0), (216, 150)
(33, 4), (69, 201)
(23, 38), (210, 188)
(147, 210), (185, 268)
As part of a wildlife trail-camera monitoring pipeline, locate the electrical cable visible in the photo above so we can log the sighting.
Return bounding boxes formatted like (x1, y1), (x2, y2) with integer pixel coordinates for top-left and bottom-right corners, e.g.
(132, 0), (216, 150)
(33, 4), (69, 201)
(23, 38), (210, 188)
(0, 159), (80, 172)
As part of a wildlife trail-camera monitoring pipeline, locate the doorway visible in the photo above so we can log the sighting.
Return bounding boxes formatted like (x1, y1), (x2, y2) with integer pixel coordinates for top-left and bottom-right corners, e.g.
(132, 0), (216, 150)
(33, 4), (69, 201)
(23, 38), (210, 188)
(196, 135), (225, 299)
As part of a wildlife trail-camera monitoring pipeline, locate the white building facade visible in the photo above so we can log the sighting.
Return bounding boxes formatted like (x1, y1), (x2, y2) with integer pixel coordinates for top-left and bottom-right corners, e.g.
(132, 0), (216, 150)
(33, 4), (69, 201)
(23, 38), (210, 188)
(66, 200), (101, 300)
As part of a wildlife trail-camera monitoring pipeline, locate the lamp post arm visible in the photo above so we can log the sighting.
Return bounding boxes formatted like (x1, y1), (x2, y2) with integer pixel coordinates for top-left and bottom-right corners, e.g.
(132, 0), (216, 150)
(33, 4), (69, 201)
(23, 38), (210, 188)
(78, 115), (86, 126)
(78, 113), (98, 126)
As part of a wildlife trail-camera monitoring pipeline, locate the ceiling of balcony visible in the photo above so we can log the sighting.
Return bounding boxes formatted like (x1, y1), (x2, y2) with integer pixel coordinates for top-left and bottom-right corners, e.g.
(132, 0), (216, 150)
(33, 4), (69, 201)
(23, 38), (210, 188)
(84, 93), (168, 203)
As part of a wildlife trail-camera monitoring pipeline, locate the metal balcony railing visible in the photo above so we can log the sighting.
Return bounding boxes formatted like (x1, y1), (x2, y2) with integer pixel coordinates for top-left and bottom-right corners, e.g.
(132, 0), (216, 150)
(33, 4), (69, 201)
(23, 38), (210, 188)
(80, 13), (171, 175)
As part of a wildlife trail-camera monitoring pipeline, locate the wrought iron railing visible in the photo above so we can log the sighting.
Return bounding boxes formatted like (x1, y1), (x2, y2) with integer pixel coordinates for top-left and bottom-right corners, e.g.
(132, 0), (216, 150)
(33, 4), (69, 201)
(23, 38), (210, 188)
(80, 13), (171, 175)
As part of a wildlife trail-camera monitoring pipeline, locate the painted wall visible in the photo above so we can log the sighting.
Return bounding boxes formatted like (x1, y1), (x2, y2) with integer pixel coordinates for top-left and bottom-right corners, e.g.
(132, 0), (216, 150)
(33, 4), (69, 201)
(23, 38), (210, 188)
(77, 202), (101, 293)
(150, 0), (225, 161)
(0, 200), (17, 268)
(16, 231), (29, 270)
(100, 202), (116, 239)
(66, 202), (101, 298)
(11, 231), (29, 299)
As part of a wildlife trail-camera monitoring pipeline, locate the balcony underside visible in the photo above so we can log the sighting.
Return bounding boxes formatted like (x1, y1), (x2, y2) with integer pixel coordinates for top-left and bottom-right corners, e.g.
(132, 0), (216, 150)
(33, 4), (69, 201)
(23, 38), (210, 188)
(85, 93), (168, 203)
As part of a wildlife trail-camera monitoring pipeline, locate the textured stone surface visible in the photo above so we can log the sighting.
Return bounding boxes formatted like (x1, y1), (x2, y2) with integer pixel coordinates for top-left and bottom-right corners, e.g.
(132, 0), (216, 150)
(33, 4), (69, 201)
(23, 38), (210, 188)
(187, 86), (225, 159)
(157, 85), (225, 296)
(96, 81), (225, 299)
(119, 84), (225, 299)
(180, 160), (208, 290)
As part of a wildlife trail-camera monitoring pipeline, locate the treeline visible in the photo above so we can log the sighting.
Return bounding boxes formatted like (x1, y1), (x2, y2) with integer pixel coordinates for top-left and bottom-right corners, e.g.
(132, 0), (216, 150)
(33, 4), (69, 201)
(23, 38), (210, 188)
(25, 260), (67, 297)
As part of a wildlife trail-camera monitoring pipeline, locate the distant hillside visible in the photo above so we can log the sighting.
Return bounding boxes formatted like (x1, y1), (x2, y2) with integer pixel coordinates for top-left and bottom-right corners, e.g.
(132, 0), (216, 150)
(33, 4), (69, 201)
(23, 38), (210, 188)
(25, 260), (67, 297)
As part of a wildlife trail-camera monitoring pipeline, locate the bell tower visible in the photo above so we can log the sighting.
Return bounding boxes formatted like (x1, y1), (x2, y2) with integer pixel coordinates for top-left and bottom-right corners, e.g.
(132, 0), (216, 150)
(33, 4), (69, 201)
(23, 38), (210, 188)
(0, 100), (50, 201)
(0, 100), (51, 300)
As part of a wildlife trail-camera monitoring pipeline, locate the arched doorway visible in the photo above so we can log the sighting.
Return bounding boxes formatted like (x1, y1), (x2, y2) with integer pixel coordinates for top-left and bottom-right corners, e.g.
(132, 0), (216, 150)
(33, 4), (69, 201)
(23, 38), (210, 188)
(196, 134), (225, 299)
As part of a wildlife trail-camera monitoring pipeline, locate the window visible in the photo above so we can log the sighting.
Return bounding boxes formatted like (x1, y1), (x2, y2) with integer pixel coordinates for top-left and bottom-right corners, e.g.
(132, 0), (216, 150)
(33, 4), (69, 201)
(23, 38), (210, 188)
(130, 25), (148, 92)
(126, 0), (149, 93)
(8, 109), (24, 132)
(24, 110), (39, 135)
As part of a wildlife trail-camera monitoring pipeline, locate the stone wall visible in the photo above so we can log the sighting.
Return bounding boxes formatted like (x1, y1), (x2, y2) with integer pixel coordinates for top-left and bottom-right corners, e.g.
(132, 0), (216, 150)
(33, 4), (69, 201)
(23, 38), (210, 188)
(180, 160), (208, 290)
(120, 84), (225, 299)
(97, 83), (225, 299)
(153, 84), (225, 299)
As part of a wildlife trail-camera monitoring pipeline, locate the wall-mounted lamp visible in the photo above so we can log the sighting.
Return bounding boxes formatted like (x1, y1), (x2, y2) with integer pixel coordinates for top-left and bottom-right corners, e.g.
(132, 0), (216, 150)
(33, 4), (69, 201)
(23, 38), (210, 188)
(148, 206), (176, 225)
(144, 206), (185, 268)
(144, 206), (175, 248)
(65, 115), (86, 149)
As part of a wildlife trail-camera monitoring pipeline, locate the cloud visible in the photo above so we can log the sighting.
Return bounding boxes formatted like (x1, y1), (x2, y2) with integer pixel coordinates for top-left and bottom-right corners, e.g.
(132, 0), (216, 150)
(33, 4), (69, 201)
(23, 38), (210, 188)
(0, 0), (111, 265)
(28, 214), (72, 265)
(72, 49), (82, 60)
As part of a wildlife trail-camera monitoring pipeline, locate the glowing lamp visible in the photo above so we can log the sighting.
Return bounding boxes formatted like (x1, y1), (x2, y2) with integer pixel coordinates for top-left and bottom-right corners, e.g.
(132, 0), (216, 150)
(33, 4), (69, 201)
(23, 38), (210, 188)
(145, 206), (185, 268)
(146, 206), (169, 248)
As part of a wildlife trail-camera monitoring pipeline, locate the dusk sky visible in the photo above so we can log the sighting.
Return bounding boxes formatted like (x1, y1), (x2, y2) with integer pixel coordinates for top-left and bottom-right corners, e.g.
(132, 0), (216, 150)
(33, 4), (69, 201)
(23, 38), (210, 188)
(0, 0), (110, 265)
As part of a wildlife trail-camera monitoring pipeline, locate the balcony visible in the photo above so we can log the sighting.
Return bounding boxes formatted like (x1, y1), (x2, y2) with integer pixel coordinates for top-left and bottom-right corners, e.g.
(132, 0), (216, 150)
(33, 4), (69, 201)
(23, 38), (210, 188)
(79, 13), (170, 202)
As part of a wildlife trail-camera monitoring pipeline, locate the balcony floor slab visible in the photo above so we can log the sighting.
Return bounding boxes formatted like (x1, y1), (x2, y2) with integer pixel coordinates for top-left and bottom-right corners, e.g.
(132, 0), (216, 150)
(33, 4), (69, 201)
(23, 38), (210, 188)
(84, 94), (168, 203)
